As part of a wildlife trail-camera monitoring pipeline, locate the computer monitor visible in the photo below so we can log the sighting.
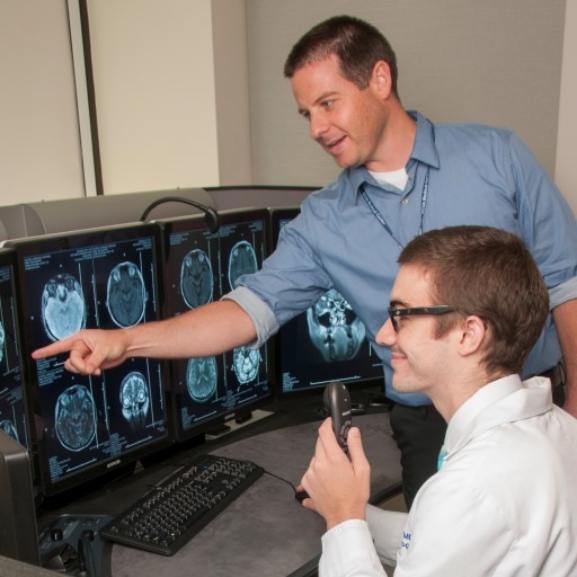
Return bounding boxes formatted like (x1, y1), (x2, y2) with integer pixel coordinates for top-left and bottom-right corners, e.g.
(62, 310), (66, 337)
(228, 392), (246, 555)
(6, 223), (172, 498)
(160, 209), (273, 443)
(0, 430), (40, 566)
(0, 249), (32, 451)
(269, 208), (383, 400)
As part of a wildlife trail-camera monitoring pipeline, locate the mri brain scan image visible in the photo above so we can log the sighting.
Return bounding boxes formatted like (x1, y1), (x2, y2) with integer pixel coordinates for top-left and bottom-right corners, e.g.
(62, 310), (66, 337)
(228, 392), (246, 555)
(306, 289), (366, 363)
(42, 274), (87, 341)
(186, 356), (217, 402)
(0, 321), (4, 363)
(180, 249), (213, 309)
(0, 419), (18, 442)
(228, 241), (258, 290)
(120, 371), (150, 428)
(106, 262), (147, 328)
(55, 385), (96, 452)
(232, 346), (260, 385)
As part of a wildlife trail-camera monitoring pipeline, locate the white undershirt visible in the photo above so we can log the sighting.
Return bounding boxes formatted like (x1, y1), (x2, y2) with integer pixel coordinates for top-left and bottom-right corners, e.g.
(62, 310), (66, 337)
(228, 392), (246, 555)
(368, 168), (409, 191)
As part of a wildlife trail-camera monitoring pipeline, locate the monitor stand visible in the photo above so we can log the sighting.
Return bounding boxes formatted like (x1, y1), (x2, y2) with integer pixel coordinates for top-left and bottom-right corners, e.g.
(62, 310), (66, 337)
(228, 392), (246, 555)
(205, 409), (274, 440)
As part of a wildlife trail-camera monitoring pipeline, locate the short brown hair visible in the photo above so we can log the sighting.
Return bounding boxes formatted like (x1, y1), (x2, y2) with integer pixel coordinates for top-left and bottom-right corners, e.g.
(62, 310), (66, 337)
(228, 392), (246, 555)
(284, 15), (399, 97)
(399, 226), (549, 375)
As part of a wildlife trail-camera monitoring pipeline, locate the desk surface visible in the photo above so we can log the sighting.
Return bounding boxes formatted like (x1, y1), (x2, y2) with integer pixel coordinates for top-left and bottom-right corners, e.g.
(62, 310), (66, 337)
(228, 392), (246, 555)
(114, 411), (400, 577)
(39, 407), (401, 577)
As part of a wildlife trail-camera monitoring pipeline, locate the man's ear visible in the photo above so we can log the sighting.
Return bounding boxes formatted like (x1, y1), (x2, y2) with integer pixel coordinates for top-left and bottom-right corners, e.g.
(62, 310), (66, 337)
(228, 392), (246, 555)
(457, 315), (487, 357)
(371, 60), (392, 97)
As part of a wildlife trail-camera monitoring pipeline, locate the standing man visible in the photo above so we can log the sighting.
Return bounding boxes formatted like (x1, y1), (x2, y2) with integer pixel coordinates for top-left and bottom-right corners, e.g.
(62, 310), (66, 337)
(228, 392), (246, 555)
(33, 15), (577, 508)
(299, 226), (577, 576)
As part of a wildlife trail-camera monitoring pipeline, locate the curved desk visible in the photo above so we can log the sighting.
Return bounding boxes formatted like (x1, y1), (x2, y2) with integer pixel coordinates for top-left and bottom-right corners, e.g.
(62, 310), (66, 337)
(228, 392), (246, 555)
(109, 411), (401, 577)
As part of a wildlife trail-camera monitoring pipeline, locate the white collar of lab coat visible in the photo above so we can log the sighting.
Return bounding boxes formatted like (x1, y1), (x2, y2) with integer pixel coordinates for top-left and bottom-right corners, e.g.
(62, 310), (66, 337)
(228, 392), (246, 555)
(443, 375), (553, 457)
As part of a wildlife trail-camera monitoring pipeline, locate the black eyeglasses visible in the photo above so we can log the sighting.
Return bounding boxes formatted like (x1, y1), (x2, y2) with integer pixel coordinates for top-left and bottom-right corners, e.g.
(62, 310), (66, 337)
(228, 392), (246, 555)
(388, 306), (456, 332)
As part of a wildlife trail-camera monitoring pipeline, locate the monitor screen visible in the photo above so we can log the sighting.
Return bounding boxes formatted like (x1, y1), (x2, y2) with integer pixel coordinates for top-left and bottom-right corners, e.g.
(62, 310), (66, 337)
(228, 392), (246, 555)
(269, 208), (383, 399)
(160, 209), (273, 442)
(7, 223), (172, 497)
(0, 249), (31, 451)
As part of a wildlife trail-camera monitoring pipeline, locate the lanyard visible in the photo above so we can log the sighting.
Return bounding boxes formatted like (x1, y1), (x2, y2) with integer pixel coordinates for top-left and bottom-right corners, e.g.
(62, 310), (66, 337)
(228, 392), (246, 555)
(360, 167), (430, 250)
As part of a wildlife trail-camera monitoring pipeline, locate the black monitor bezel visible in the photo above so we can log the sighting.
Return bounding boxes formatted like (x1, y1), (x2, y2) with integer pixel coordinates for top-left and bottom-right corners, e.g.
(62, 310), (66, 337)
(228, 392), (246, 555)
(158, 208), (275, 444)
(7, 222), (174, 498)
(268, 207), (384, 401)
(0, 248), (34, 453)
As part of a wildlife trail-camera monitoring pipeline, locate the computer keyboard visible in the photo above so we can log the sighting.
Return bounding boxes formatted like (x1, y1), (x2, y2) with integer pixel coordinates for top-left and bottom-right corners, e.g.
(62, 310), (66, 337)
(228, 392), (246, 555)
(100, 453), (264, 556)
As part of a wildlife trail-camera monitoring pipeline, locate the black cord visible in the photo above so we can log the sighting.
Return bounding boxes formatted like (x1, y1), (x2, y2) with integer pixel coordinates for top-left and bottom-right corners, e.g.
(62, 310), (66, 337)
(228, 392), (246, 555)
(139, 196), (220, 234)
(264, 469), (299, 493)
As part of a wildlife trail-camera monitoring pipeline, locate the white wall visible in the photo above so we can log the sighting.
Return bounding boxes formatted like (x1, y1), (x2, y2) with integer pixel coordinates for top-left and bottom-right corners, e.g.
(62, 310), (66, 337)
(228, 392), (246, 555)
(87, 0), (251, 194)
(87, 0), (220, 194)
(0, 0), (85, 202)
(247, 0), (566, 192)
(1, 0), (576, 211)
(0, 0), (251, 204)
(212, 0), (252, 185)
(556, 0), (577, 214)
(87, 0), (252, 195)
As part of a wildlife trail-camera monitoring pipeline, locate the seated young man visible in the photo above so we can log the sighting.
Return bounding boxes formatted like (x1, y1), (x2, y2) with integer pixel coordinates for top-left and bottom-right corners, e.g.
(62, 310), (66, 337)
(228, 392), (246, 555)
(299, 225), (577, 576)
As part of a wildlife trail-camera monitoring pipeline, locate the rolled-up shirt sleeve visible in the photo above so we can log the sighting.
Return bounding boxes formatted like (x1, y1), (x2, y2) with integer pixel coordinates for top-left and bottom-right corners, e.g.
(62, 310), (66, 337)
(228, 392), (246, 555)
(222, 286), (279, 348)
(549, 277), (577, 310)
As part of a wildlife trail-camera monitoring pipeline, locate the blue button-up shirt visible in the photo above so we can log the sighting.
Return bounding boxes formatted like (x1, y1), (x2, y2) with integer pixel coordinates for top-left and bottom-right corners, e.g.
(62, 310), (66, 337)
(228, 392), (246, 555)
(229, 112), (577, 406)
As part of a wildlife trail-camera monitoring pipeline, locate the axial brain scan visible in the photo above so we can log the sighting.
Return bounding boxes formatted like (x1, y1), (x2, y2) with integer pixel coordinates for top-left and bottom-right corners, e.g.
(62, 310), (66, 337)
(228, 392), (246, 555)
(186, 356), (217, 402)
(180, 249), (213, 309)
(55, 385), (96, 452)
(306, 289), (366, 362)
(120, 371), (150, 428)
(106, 262), (147, 327)
(232, 346), (260, 384)
(42, 274), (87, 341)
(228, 241), (258, 290)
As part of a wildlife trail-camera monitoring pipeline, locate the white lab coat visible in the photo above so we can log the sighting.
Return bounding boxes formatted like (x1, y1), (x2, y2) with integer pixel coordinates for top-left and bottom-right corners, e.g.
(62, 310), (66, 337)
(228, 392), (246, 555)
(320, 376), (577, 577)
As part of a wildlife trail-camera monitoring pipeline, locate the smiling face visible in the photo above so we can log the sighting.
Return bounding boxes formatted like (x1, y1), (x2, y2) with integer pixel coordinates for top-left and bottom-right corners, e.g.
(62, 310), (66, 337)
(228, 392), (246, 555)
(290, 55), (392, 171)
(376, 264), (458, 397)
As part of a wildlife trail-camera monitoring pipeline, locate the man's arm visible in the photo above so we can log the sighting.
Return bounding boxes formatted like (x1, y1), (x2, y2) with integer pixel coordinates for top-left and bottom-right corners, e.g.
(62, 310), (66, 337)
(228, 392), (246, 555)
(32, 300), (257, 376)
(299, 420), (390, 577)
(552, 299), (577, 417)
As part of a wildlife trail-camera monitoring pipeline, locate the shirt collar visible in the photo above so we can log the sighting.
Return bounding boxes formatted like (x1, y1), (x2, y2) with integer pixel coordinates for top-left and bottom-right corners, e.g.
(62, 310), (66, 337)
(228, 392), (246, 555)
(408, 111), (440, 169)
(346, 111), (440, 200)
(444, 375), (553, 455)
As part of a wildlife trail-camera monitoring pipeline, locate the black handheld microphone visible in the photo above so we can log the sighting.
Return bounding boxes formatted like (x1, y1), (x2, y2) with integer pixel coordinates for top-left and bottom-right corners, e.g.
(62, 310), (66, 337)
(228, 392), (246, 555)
(323, 381), (353, 454)
(294, 382), (353, 504)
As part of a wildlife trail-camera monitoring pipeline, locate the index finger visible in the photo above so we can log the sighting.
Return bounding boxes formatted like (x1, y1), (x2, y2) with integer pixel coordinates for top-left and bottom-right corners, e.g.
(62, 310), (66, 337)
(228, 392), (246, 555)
(32, 336), (76, 360)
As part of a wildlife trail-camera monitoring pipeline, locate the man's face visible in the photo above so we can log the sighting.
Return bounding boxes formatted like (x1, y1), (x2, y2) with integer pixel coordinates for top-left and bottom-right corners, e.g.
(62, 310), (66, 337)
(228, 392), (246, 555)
(376, 264), (456, 395)
(290, 55), (389, 170)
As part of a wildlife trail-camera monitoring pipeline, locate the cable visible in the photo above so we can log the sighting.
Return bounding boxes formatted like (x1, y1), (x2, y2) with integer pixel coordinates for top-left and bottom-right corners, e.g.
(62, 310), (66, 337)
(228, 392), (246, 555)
(139, 196), (220, 234)
(264, 469), (299, 493)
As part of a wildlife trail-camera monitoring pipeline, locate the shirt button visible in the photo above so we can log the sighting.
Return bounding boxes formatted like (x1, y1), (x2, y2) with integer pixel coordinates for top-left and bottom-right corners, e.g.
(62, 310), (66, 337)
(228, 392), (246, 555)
(401, 198), (409, 205)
